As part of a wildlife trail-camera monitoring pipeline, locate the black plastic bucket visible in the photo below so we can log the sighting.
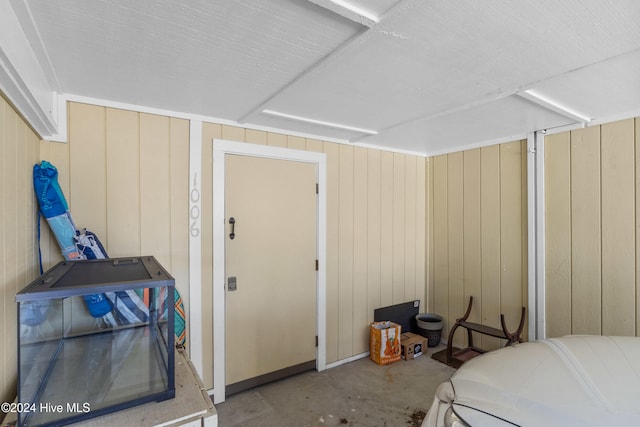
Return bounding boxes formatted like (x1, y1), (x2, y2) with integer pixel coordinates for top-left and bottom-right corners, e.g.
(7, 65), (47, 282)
(415, 313), (444, 347)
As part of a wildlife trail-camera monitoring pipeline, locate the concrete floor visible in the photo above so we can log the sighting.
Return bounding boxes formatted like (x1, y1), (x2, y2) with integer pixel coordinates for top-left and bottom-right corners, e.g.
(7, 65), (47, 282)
(214, 345), (456, 427)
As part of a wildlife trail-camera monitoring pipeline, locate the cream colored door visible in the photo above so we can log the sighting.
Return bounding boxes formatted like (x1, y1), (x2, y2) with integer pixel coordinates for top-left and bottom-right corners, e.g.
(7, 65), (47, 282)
(225, 154), (317, 392)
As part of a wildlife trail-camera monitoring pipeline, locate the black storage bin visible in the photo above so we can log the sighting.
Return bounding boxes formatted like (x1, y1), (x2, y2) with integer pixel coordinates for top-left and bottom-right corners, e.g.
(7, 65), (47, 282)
(415, 313), (444, 347)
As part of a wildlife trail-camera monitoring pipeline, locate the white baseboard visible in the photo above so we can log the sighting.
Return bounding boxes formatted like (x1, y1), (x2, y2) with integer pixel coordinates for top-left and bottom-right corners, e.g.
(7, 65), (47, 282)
(324, 351), (370, 370)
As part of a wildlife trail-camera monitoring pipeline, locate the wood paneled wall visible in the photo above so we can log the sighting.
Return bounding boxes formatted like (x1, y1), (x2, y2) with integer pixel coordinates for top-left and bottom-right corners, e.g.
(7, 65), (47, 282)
(39, 102), (191, 339)
(0, 95), (41, 404)
(7, 97), (640, 402)
(199, 124), (426, 388)
(545, 118), (640, 338)
(427, 140), (528, 350)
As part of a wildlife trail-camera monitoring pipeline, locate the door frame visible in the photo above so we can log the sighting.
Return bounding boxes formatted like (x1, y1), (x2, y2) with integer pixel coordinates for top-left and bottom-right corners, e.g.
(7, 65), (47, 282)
(211, 139), (327, 404)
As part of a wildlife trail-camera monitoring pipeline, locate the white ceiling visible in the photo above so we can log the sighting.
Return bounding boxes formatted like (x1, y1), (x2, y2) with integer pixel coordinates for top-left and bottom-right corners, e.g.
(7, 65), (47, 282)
(14, 0), (640, 155)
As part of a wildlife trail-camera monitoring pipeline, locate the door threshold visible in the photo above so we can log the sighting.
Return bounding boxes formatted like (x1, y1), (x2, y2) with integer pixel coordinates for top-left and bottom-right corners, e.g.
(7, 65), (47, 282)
(225, 360), (316, 396)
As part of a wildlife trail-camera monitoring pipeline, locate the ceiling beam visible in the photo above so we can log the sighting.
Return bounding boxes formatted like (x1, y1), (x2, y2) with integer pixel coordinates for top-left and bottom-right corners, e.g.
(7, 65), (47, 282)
(237, 0), (416, 125)
(0, 1), (63, 140)
(236, 26), (370, 124)
(517, 90), (591, 123)
(355, 48), (640, 143)
(9, 0), (61, 92)
(352, 87), (517, 142)
(306, 0), (378, 27)
(262, 108), (378, 134)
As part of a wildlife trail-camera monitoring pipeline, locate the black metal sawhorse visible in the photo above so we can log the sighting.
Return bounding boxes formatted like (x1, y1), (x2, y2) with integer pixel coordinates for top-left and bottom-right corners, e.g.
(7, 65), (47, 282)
(446, 297), (526, 367)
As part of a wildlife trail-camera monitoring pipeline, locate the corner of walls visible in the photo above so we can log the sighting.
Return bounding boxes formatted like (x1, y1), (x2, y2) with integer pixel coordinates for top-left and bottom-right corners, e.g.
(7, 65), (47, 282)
(425, 140), (529, 348)
(425, 156), (434, 314)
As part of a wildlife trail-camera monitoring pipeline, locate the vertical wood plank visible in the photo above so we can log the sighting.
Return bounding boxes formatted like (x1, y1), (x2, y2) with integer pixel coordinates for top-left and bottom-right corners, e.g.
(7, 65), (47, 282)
(267, 132), (287, 147)
(68, 103), (107, 238)
(480, 145), (501, 349)
(353, 147), (368, 353)
(39, 138), (50, 159)
(432, 155), (449, 335)
(221, 125), (245, 142)
(306, 138), (324, 153)
(50, 141), (70, 263)
(447, 152), (464, 347)
(105, 108), (140, 256)
(601, 119), (635, 336)
(16, 119), (27, 294)
(323, 142), (340, 363)
(338, 144), (354, 359)
(367, 149), (382, 322)
(36, 140), (47, 270)
(25, 127), (38, 284)
(570, 127), (601, 334)
(245, 129), (267, 145)
(426, 158), (435, 312)
(5, 102), (16, 400)
(170, 117), (190, 331)
(37, 140), (53, 268)
(463, 149), (482, 329)
(8, 104), (19, 399)
(43, 141), (70, 269)
(24, 133), (32, 281)
(380, 151), (394, 307)
(392, 153), (406, 304)
(48, 142), (70, 204)
(544, 132), (572, 338)
(404, 156), (417, 301)
(14, 107), (25, 396)
(287, 135), (306, 151)
(0, 98), (5, 401)
(415, 157), (427, 310)
(201, 122), (222, 388)
(499, 141), (523, 334)
(139, 114), (171, 267)
(0, 104), (20, 402)
(16, 121), (25, 280)
(637, 118), (640, 337)
(520, 140), (529, 341)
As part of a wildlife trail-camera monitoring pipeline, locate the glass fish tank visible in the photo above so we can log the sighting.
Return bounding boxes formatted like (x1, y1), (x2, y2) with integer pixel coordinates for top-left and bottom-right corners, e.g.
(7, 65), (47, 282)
(15, 256), (175, 426)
